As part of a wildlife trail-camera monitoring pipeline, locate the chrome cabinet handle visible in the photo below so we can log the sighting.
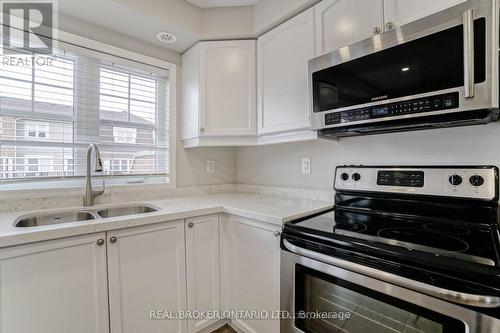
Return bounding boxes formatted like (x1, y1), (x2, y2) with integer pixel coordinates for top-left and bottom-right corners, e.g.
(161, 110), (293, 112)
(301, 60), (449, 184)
(188, 222), (194, 228)
(373, 26), (381, 34)
(97, 239), (105, 246)
(283, 239), (500, 308)
(109, 236), (117, 243)
(463, 9), (474, 98)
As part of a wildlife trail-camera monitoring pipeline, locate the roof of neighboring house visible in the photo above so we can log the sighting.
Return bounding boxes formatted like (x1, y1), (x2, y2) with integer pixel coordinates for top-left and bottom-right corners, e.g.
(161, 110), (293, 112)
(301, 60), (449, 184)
(0, 97), (155, 126)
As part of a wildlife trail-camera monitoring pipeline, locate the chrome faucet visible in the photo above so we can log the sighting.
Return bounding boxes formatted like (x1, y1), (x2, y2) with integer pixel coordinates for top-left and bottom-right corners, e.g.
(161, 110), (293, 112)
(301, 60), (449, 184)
(84, 144), (105, 207)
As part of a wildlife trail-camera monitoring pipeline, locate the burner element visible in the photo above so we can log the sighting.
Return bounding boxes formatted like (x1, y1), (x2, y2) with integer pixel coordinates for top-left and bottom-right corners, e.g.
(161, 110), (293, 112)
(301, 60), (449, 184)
(423, 223), (471, 236)
(377, 228), (469, 252)
(333, 221), (367, 232)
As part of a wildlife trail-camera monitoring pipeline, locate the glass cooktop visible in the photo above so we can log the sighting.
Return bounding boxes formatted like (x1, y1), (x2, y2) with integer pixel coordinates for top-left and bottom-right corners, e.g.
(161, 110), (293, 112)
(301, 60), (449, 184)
(289, 209), (500, 267)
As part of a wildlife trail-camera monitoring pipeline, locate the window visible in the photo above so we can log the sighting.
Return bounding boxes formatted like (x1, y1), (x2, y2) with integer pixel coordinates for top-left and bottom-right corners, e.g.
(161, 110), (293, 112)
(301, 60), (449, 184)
(64, 158), (74, 175)
(26, 158), (39, 177)
(25, 121), (49, 139)
(0, 39), (172, 186)
(113, 126), (137, 144)
(98, 65), (167, 176)
(0, 57), (74, 115)
(100, 68), (157, 124)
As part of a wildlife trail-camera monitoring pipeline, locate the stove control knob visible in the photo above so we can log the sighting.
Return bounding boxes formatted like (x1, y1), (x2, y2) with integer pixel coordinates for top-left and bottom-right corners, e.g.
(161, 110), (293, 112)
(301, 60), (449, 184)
(469, 175), (484, 187)
(352, 173), (361, 181)
(340, 173), (349, 181)
(448, 175), (462, 186)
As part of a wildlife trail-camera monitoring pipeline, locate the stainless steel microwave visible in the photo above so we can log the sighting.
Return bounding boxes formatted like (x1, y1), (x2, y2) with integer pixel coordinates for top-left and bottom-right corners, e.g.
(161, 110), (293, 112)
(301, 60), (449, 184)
(309, 0), (499, 138)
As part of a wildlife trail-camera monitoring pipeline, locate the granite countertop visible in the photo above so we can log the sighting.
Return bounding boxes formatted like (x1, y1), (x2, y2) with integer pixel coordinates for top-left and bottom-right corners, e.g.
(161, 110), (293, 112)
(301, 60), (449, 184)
(0, 192), (333, 248)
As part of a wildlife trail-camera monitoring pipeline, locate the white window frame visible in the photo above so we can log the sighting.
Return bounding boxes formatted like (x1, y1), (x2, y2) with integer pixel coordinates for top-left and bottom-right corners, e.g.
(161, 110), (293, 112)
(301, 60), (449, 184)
(24, 121), (50, 140)
(0, 30), (177, 196)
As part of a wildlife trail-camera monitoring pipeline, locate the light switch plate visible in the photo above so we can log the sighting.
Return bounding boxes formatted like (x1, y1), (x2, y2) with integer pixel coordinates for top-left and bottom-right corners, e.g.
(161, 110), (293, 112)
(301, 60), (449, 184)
(301, 157), (311, 174)
(206, 160), (215, 174)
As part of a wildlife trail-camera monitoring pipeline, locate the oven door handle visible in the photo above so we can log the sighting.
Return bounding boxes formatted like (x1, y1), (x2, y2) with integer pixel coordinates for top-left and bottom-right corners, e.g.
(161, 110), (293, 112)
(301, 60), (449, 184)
(283, 239), (500, 308)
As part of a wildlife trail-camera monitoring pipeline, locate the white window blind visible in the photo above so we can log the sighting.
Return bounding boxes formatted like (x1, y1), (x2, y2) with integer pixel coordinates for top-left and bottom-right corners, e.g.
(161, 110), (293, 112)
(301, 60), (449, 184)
(0, 40), (170, 185)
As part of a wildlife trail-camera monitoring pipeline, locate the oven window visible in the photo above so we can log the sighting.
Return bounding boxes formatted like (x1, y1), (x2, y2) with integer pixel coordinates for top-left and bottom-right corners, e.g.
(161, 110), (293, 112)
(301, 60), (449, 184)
(295, 265), (465, 333)
(313, 18), (486, 112)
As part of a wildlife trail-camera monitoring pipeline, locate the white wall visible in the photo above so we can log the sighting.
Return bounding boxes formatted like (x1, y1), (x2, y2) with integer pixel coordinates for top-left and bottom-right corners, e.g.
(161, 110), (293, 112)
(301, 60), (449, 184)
(58, 14), (181, 64)
(201, 6), (255, 40)
(176, 146), (236, 186)
(236, 123), (500, 191)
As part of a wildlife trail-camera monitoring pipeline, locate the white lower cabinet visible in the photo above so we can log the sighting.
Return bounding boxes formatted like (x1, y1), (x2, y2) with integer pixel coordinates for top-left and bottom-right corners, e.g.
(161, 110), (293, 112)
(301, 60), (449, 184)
(220, 214), (281, 333)
(0, 233), (109, 333)
(0, 214), (281, 333)
(185, 214), (221, 333)
(107, 220), (188, 333)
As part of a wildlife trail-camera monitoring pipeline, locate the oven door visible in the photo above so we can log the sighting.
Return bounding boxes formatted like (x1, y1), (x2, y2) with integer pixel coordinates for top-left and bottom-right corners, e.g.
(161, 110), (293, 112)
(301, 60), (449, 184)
(281, 244), (500, 333)
(309, 0), (499, 131)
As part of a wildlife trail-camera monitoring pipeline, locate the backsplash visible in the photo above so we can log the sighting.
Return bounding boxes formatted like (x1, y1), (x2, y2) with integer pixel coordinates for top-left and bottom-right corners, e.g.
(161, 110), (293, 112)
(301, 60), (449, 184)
(0, 184), (235, 213)
(236, 123), (500, 191)
(0, 184), (333, 213)
(235, 184), (333, 202)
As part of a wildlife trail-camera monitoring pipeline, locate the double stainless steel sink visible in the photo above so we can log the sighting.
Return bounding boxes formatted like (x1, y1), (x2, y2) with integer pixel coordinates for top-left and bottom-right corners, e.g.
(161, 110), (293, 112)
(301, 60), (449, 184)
(97, 205), (158, 218)
(14, 204), (160, 228)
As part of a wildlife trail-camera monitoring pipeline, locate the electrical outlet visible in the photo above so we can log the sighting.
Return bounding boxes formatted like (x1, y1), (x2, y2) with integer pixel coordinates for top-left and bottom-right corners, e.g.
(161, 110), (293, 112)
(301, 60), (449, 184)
(301, 157), (311, 174)
(206, 160), (215, 174)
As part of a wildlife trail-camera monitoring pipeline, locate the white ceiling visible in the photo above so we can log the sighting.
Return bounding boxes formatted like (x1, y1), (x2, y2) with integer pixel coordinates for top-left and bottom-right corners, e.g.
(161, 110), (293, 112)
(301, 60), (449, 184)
(58, 0), (203, 53)
(185, 0), (259, 8)
(56, 0), (312, 55)
(57, 0), (258, 53)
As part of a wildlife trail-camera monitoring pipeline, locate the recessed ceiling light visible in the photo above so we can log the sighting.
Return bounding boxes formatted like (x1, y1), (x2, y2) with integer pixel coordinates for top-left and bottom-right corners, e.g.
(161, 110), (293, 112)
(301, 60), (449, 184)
(156, 32), (177, 44)
(401, 66), (410, 72)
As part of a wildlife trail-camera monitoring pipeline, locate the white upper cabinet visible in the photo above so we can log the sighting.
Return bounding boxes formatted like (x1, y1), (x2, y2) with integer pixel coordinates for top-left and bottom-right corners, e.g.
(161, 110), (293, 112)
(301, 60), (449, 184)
(257, 8), (317, 144)
(181, 40), (257, 147)
(185, 214), (221, 333)
(315, 0), (384, 56)
(383, 0), (467, 29)
(200, 41), (256, 137)
(107, 221), (187, 333)
(0, 234), (109, 333)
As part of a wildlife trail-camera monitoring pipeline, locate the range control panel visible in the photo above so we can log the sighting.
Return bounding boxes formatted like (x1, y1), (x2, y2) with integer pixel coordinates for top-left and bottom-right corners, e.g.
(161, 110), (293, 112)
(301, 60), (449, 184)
(377, 171), (424, 187)
(335, 166), (498, 200)
(324, 92), (458, 126)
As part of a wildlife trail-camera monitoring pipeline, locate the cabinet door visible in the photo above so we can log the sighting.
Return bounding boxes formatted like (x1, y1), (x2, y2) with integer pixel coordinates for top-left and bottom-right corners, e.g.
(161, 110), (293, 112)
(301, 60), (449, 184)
(199, 40), (256, 137)
(181, 45), (201, 141)
(185, 214), (221, 333)
(257, 8), (315, 135)
(220, 215), (281, 333)
(315, 0), (384, 56)
(107, 220), (187, 333)
(0, 233), (109, 333)
(384, 0), (467, 28)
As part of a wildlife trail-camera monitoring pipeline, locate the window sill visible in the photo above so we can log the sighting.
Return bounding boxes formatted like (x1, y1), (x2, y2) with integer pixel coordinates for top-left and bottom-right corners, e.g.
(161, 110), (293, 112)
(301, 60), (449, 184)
(0, 175), (174, 200)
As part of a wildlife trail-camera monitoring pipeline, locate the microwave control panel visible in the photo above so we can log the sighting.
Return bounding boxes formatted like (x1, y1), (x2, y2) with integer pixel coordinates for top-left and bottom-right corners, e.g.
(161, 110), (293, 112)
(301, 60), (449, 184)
(324, 92), (459, 126)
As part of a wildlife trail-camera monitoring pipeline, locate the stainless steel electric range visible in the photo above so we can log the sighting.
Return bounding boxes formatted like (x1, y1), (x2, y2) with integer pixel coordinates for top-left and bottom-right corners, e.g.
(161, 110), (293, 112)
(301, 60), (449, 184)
(281, 166), (500, 333)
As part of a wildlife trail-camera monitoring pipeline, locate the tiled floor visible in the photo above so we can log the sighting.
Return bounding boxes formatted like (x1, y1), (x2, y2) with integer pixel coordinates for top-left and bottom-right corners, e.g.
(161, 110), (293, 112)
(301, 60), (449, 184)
(211, 324), (237, 333)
